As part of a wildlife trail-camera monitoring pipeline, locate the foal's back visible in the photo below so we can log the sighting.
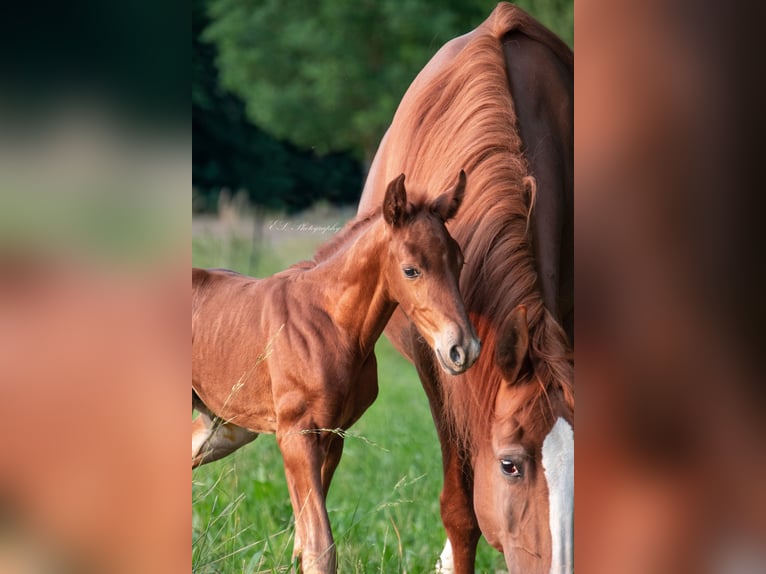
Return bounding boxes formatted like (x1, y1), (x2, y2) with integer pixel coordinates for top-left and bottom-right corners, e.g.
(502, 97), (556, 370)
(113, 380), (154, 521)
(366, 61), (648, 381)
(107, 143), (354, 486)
(192, 267), (289, 433)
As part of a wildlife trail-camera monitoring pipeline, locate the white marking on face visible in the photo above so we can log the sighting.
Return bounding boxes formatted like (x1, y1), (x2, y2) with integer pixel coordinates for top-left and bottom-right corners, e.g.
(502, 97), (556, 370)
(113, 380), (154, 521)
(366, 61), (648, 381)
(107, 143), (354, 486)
(542, 417), (574, 574)
(435, 539), (454, 574)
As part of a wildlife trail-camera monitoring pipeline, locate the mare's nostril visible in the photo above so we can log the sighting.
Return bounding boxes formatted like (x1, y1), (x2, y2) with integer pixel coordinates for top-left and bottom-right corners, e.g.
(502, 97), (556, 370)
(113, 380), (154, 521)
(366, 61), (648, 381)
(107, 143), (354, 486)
(449, 345), (465, 367)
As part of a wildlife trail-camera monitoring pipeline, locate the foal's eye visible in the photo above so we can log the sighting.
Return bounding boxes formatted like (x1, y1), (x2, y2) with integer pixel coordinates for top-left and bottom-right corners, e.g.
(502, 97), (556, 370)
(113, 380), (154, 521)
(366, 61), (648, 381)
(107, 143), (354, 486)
(500, 459), (522, 478)
(403, 267), (421, 279)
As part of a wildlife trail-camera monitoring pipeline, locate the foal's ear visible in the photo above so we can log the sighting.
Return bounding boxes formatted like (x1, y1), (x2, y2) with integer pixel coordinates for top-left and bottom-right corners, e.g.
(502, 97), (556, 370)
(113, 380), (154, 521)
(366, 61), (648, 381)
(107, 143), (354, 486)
(495, 304), (532, 383)
(431, 170), (467, 221)
(383, 173), (408, 228)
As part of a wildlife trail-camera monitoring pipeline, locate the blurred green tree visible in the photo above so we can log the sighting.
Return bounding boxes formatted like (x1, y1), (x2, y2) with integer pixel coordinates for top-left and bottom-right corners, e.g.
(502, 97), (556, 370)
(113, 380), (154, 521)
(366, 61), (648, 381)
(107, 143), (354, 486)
(204, 0), (572, 163)
(193, 0), (363, 213)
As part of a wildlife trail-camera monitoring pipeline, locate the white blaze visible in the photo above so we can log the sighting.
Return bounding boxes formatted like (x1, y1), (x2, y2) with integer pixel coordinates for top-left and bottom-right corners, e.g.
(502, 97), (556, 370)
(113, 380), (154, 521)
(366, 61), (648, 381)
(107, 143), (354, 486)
(542, 417), (574, 574)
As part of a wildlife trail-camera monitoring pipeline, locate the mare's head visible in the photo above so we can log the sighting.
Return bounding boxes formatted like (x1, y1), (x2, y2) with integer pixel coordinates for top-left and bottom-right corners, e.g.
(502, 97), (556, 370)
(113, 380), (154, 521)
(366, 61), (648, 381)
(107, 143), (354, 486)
(472, 305), (574, 574)
(381, 170), (480, 374)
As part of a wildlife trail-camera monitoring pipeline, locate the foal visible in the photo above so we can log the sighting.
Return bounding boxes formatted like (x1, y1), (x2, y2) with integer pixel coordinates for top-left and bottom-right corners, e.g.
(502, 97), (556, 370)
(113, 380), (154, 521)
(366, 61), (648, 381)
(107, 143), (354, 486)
(192, 172), (480, 574)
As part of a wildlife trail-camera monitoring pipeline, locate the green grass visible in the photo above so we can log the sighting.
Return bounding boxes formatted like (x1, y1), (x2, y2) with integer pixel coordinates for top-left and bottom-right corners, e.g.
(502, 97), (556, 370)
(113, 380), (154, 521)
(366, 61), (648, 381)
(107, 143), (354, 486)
(192, 209), (505, 573)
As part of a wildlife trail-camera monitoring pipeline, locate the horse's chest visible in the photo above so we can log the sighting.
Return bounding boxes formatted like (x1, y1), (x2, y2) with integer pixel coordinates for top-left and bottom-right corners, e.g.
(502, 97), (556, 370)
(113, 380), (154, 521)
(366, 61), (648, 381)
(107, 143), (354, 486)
(325, 357), (379, 429)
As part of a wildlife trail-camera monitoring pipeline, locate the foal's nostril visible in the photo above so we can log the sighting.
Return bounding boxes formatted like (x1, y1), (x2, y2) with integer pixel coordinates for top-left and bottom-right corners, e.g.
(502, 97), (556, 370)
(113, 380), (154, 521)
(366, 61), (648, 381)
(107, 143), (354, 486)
(449, 345), (465, 367)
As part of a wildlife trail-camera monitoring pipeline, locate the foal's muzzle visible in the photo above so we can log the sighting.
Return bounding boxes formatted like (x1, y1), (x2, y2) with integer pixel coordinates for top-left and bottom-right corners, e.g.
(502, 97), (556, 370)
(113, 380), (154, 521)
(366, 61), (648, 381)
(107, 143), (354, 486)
(435, 328), (481, 375)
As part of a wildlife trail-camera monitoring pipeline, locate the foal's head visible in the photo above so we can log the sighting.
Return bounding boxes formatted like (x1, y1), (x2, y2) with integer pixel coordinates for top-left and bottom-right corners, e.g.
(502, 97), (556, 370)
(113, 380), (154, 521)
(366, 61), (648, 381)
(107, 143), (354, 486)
(381, 171), (480, 375)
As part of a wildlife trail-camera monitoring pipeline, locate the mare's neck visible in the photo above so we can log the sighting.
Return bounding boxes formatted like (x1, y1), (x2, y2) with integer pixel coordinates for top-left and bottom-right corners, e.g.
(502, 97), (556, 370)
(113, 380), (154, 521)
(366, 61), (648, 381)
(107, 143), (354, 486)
(310, 218), (395, 353)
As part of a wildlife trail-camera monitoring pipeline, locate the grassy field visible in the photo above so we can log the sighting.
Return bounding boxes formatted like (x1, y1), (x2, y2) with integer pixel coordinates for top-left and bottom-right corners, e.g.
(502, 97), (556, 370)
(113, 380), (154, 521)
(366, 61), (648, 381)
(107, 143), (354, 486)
(192, 204), (505, 573)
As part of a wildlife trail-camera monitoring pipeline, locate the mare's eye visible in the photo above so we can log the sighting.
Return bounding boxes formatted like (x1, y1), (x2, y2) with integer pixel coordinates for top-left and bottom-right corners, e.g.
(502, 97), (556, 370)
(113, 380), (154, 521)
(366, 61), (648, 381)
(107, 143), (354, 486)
(500, 459), (522, 478)
(403, 267), (420, 279)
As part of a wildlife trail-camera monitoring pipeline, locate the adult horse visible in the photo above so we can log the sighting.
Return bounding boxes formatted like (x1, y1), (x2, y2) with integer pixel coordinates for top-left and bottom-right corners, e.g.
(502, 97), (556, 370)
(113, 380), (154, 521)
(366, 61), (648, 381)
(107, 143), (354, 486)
(192, 172), (480, 574)
(357, 4), (573, 573)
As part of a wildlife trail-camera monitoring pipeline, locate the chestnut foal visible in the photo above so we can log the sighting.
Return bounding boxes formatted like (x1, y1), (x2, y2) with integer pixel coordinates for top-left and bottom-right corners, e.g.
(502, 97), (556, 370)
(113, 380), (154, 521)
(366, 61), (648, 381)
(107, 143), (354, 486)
(192, 172), (480, 573)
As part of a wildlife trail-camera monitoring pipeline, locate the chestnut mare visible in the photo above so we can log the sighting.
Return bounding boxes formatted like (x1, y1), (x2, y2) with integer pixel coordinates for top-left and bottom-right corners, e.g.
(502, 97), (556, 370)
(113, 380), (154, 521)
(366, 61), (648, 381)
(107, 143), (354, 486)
(192, 172), (480, 574)
(357, 4), (573, 573)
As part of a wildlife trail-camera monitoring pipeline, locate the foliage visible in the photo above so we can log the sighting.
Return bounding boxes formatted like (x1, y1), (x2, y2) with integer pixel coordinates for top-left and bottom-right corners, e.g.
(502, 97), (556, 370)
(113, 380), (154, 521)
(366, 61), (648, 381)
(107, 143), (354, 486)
(193, 0), (364, 213)
(203, 0), (572, 162)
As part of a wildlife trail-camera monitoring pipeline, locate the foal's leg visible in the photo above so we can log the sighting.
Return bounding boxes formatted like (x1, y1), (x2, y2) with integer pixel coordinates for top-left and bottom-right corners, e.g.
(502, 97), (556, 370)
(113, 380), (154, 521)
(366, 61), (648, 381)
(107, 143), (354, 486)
(192, 411), (258, 468)
(278, 423), (336, 574)
(321, 434), (344, 496)
(320, 355), (378, 496)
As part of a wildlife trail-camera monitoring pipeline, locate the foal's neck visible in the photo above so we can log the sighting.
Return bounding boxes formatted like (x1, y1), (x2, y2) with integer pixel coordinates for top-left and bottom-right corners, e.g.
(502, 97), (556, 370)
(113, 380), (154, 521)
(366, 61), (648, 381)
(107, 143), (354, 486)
(310, 217), (395, 353)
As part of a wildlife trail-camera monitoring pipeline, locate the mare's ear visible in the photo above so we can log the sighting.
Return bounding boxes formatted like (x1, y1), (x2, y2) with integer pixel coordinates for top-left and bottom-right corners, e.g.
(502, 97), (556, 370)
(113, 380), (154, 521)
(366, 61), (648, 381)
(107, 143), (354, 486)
(383, 173), (408, 228)
(431, 169), (467, 221)
(495, 304), (532, 383)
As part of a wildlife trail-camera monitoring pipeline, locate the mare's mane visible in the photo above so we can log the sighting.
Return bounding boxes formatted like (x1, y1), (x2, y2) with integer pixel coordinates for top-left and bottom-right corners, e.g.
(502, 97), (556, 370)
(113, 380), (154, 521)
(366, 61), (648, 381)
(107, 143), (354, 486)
(380, 3), (573, 451)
